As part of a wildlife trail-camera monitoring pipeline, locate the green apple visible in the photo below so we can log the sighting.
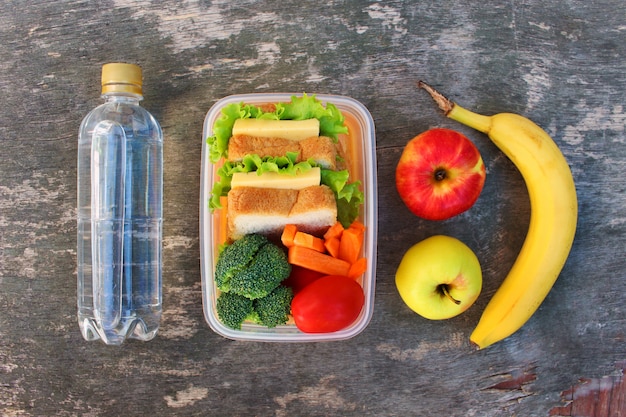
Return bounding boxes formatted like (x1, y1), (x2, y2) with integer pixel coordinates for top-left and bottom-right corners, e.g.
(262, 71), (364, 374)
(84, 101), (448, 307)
(395, 235), (482, 320)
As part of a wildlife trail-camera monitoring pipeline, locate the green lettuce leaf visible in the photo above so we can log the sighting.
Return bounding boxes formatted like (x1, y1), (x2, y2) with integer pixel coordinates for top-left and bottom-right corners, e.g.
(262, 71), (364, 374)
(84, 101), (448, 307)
(320, 169), (364, 227)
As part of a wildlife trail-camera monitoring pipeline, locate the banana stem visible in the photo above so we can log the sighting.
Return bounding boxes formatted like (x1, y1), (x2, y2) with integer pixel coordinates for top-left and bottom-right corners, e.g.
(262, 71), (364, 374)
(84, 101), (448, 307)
(417, 81), (492, 134)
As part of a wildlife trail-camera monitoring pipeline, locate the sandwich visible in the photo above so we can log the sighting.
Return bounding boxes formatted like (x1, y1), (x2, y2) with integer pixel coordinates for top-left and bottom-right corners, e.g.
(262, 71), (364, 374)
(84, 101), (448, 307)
(207, 94), (364, 241)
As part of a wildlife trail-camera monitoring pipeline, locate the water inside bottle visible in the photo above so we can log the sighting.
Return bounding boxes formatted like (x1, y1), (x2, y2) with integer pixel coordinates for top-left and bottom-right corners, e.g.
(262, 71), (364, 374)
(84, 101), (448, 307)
(77, 110), (162, 345)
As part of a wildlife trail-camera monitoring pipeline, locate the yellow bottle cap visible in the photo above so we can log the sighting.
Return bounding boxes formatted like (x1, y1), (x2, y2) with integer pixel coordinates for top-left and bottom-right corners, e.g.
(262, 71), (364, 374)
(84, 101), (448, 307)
(101, 63), (143, 95)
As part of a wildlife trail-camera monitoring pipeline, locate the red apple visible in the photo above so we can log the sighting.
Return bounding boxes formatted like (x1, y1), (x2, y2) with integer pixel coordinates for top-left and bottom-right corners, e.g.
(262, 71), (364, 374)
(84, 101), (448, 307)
(396, 128), (486, 220)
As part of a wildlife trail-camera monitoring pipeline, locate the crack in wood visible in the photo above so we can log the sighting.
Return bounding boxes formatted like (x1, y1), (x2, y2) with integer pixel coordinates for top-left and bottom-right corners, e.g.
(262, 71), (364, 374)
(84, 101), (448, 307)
(484, 365), (538, 391)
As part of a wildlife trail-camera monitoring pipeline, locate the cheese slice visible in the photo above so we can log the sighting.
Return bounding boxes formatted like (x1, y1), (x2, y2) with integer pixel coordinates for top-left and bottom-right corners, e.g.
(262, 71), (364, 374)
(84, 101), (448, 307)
(231, 167), (321, 190)
(232, 118), (320, 141)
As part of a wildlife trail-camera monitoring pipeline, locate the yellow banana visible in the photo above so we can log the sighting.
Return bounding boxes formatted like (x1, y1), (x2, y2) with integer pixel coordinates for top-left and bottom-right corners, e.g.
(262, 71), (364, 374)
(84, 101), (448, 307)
(418, 81), (578, 349)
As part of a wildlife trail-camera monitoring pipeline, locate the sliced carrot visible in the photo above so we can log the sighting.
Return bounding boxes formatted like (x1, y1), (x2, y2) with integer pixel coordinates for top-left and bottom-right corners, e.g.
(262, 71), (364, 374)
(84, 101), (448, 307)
(348, 220), (366, 233)
(323, 221), (345, 241)
(348, 257), (367, 279)
(288, 245), (351, 277)
(281, 224), (298, 247)
(338, 227), (363, 264)
(324, 236), (341, 258)
(293, 231), (326, 253)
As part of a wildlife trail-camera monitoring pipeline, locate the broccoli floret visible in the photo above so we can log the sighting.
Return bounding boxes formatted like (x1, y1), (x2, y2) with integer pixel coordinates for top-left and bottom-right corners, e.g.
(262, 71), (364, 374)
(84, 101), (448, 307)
(215, 234), (269, 293)
(215, 234), (291, 300)
(254, 285), (294, 328)
(216, 292), (257, 330)
(228, 243), (291, 299)
(214, 233), (293, 329)
(216, 286), (293, 330)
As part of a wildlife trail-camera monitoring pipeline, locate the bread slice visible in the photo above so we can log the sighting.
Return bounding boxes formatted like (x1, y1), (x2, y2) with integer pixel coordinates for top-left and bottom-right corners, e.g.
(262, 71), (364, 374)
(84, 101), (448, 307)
(228, 135), (299, 161)
(227, 185), (337, 240)
(228, 135), (337, 170)
(299, 136), (338, 170)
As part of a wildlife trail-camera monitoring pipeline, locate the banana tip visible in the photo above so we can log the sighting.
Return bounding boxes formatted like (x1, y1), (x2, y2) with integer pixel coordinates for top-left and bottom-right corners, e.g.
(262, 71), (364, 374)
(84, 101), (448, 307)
(470, 340), (482, 351)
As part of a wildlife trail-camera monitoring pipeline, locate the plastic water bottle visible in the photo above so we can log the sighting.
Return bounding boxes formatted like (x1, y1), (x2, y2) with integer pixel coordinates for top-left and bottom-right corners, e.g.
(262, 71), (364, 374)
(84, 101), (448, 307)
(77, 63), (163, 345)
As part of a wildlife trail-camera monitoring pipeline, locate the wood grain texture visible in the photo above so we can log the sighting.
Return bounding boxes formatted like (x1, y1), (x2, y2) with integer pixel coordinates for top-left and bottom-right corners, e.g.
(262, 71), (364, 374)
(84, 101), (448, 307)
(0, 1), (625, 416)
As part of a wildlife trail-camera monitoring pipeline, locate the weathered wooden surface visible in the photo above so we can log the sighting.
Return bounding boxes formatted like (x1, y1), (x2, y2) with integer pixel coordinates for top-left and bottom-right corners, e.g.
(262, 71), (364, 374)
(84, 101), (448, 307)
(1, 1), (625, 416)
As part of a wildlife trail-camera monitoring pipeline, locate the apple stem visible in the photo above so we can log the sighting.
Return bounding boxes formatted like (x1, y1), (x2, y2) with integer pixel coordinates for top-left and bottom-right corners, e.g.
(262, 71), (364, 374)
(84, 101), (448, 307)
(439, 284), (461, 305)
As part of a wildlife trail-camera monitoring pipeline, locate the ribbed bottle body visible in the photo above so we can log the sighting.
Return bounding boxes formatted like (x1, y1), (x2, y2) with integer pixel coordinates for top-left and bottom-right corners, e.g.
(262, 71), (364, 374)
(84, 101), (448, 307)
(77, 95), (162, 345)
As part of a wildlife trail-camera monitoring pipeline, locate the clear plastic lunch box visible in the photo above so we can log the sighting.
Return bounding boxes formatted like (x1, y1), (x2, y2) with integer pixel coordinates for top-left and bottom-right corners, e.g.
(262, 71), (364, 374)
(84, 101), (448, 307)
(200, 93), (377, 341)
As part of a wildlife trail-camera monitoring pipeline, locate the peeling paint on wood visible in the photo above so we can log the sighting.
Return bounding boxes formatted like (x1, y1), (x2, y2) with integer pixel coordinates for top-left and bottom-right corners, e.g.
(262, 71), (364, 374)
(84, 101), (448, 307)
(549, 361), (626, 417)
(164, 384), (209, 408)
(274, 376), (358, 417)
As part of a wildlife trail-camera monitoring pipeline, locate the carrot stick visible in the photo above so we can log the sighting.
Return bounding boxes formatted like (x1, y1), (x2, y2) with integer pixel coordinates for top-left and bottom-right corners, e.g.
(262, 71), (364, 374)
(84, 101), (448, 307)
(324, 236), (341, 258)
(293, 231), (326, 253)
(281, 224), (298, 247)
(323, 221), (345, 241)
(288, 245), (351, 277)
(348, 220), (366, 233)
(348, 257), (367, 279)
(338, 227), (363, 264)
